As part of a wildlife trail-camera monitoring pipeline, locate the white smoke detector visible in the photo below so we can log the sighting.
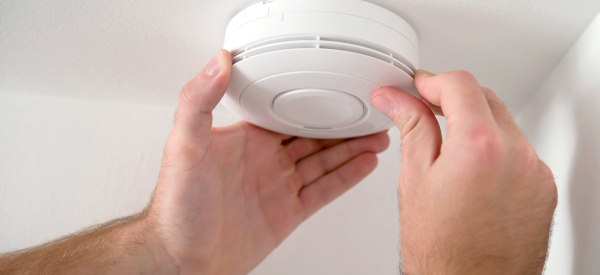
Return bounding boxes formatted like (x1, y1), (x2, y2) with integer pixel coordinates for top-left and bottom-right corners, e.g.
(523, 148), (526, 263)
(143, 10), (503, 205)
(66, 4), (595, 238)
(221, 0), (419, 139)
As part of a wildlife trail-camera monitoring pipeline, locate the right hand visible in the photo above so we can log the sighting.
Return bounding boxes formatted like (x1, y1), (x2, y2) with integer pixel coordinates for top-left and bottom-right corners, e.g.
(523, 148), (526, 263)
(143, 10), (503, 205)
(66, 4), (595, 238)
(371, 70), (557, 274)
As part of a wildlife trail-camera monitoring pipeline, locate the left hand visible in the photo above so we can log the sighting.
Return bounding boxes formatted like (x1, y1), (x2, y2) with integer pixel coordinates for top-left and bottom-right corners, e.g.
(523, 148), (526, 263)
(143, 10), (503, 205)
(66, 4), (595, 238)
(144, 49), (390, 275)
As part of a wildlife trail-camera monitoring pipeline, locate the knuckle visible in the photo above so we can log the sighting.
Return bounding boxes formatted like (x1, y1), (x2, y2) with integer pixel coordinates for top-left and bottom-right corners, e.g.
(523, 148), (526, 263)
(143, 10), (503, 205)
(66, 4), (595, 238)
(514, 138), (539, 173)
(488, 97), (504, 111)
(480, 86), (493, 93)
(277, 150), (297, 175)
(539, 162), (558, 207)
(481, 86), (498, 99)
(448, 70), (476, 82)
(393, 107), (430, 144)
(539, 161), (554, 181)
(466, 124), (503, 164)
(394, 110), (438, 156)
(549, 181), (558, 207)
(482, 88), (507, 111)
(179, 82), (195, 105)
(394, 112), (419, 145)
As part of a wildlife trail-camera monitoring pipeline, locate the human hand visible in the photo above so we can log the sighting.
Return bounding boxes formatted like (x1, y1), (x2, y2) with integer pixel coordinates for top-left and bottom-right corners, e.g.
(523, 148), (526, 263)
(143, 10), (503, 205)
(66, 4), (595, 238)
(143, 50), (390, 275)
(371, 70), (557, 274)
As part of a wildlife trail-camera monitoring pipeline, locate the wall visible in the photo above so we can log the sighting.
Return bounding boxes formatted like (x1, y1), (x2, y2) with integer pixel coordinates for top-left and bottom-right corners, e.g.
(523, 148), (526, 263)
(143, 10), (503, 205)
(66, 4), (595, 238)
(0, 92), (173, 251)
(516, 11), (600, 275)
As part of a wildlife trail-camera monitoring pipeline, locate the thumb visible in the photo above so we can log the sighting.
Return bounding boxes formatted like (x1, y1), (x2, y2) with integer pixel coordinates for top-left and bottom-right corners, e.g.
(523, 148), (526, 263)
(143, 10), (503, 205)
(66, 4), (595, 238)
(371, 87), (442, 173)
(170, 49), (232, 149)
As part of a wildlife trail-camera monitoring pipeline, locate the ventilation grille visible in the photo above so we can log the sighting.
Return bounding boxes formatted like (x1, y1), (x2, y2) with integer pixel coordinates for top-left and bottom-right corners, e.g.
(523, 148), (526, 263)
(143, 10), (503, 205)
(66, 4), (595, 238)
(231, 36), (415, 76)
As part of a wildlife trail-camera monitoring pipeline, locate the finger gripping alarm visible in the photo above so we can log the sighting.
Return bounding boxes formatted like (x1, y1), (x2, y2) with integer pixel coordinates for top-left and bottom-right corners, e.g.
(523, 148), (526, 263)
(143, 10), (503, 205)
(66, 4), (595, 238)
(221, 0), (419, 138)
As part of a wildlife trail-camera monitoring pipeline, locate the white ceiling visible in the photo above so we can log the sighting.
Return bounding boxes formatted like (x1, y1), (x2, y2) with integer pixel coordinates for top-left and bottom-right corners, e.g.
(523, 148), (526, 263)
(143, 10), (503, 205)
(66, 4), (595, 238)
(1, 0), (600, 113)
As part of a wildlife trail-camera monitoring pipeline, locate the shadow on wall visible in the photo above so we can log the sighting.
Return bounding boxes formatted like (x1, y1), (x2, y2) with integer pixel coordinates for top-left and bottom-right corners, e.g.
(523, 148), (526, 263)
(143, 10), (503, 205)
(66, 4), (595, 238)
(569, 94), (600, 274)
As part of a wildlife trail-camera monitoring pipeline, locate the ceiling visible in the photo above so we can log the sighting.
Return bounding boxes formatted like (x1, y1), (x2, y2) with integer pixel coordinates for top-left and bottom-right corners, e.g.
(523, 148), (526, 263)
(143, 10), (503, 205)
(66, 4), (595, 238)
(1, 0), (600, 114)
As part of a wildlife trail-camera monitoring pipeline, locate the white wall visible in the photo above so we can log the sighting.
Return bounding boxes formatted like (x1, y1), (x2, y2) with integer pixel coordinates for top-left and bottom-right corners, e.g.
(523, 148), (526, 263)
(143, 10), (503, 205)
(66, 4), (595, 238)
(0, 92), (173, 251)
(516, 11), (600, 275)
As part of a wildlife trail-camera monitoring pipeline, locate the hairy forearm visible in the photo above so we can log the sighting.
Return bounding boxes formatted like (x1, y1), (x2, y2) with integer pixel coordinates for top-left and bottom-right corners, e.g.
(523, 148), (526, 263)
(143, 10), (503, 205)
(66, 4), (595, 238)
(0, 213), (177, 275)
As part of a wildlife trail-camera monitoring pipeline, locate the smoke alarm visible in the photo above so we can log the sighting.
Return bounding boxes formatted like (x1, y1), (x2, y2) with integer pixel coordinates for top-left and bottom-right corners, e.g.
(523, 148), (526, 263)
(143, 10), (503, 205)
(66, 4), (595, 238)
(221, 0), (419, 139)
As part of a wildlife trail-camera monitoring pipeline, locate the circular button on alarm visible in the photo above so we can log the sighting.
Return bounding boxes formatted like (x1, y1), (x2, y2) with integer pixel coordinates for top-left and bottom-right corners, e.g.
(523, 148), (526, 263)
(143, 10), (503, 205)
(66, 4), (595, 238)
(272, 89), (364, 129)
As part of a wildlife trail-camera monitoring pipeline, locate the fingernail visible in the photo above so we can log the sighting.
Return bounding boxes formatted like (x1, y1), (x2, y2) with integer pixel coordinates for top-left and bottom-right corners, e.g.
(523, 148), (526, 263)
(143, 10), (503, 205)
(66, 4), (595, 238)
(205, 51), (223, 77)
(372, 95), (394, 117)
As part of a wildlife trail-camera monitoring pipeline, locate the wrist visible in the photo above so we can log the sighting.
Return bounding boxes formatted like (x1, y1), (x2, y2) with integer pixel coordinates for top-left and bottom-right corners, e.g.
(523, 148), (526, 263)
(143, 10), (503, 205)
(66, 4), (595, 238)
(402, 251), (516, 275)
(119, 216), (180, 275)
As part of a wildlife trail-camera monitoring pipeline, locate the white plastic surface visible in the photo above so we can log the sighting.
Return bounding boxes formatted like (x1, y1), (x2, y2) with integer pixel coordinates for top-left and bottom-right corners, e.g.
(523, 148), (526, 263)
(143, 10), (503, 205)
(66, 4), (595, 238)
(273, 89), (364, 129)
(221, 0), (419, 138)
(225, 11), (419, 69)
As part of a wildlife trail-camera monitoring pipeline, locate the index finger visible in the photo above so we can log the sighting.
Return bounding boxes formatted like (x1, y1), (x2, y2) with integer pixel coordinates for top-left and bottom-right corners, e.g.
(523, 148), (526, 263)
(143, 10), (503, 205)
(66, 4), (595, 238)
(414, 70), (497, 138)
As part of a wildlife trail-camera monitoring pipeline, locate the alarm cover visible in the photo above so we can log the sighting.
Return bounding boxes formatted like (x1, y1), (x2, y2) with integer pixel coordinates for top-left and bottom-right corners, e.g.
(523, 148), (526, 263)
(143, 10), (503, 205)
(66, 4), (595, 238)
(221, 0), (419, 139)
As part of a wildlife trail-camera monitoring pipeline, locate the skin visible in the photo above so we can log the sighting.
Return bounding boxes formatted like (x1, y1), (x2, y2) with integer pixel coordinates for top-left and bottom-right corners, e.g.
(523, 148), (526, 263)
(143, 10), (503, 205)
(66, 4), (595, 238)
(0, 50), (557, 275)
(371, 70), (558, 274)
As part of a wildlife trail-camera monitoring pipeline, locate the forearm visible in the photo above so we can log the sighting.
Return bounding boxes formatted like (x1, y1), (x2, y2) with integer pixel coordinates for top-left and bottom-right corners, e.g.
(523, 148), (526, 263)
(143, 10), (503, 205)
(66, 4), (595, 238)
(0, 213), (177, 275)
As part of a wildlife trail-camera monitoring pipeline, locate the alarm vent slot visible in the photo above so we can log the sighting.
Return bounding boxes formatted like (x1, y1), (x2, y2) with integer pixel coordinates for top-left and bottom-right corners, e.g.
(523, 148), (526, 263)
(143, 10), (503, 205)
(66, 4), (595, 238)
(232, 36), (415, 76)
